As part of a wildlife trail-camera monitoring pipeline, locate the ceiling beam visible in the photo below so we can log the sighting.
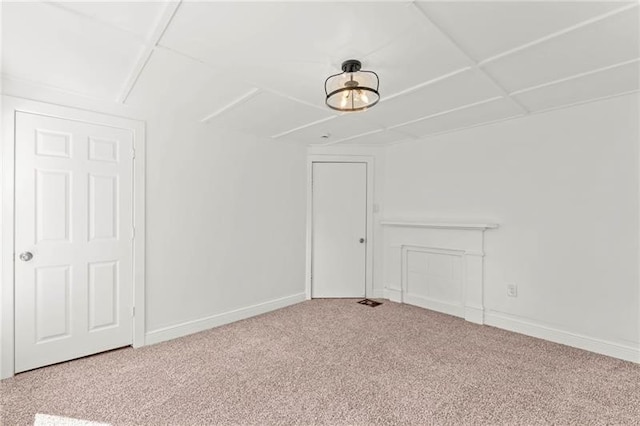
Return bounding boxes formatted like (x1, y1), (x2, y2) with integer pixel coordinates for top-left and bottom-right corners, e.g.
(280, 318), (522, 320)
(116, 0), (183, 104)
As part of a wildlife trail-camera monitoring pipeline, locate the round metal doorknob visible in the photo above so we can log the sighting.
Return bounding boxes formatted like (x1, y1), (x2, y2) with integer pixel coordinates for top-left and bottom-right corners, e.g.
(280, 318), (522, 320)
(359, 238), (365, 243)
(19, 252), (33, 262)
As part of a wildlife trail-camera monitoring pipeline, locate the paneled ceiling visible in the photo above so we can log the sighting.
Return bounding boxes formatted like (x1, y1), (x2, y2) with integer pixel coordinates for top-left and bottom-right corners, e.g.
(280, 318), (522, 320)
(2, 1), (638, 146)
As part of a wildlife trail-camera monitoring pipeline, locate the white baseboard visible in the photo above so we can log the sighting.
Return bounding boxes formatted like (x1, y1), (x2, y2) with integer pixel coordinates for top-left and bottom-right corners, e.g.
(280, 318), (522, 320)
(145, 293), (306, 346)
(485, 311), (640, 363)
(384, 287), (402, 303)
(464, 305), (484, 325)
(404, 294), (465, 319)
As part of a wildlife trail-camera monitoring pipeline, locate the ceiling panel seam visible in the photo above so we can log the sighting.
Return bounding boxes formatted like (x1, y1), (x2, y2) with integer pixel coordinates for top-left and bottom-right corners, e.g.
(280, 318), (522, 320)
(319, 129), (387, 146)
(478, 3), (639, 67)
(384, 112), (525, 146)
(0, 72), (117, 103)
(154, 46), (333, 120)
(388, 96), (504, 130)
(509, 58), (640, 96)
(257, 87), (336, 114)
(382, 66), (472, 103)
(271, 116), (337, 139)
(200, 88), (261, 123)
(45, 2), (148, 43)
(410, 2), (530, 115)
(378, 90), (640, 147)
(526, 88), (640, 117)
(117, 1), (183, 104)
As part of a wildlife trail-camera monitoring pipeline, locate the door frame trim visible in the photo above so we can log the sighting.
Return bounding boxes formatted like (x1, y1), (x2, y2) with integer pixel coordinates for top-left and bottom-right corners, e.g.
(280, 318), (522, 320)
(1, 97), (146, 379)
(306, 155), (375, 300)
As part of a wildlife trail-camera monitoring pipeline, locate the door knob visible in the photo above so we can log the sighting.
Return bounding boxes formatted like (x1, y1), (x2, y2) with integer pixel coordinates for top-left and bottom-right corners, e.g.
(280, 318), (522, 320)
(359, 238), (365, 243)
(19, 252), (33, 262)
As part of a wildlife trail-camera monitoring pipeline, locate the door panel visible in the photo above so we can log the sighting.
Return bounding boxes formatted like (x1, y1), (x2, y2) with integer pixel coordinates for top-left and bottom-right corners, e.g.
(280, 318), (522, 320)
(311, 162), (367, 298)
(15, 112), (134, 373)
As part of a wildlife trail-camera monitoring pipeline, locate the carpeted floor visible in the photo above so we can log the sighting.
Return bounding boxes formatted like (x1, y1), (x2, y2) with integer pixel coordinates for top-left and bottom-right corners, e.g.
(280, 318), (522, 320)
(1, 299), (639, 425)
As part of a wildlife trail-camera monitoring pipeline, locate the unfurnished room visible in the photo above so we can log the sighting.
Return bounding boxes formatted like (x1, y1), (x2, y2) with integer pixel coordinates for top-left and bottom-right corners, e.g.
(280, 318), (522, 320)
(0, 1), (639, 425)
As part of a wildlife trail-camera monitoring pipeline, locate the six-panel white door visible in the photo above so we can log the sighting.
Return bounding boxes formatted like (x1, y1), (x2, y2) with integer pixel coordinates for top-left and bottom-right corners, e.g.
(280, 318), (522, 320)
(311, 162), (367, 298)
(14, 112), (134, 373)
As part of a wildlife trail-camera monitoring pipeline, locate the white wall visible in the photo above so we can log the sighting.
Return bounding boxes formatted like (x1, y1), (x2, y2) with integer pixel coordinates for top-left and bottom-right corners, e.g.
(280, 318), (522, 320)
(383, 94), (639, 356)
(1, 78), (308, 368)
(145, 113), (307, 336)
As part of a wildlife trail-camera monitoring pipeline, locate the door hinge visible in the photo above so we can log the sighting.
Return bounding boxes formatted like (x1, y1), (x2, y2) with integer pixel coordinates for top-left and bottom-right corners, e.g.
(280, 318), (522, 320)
(132, 148), (136, 159)
(132, 226), (136, 240)
(132, 307), (135, 317)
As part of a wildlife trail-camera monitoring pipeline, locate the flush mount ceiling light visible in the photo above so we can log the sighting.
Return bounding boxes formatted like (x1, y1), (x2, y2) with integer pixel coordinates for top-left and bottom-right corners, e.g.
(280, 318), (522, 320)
(325, 59), (380, 112)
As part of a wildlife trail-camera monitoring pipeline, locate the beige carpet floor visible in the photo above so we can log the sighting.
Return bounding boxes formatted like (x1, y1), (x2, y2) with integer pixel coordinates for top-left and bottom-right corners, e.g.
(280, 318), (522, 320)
(1, 299), (639, 425)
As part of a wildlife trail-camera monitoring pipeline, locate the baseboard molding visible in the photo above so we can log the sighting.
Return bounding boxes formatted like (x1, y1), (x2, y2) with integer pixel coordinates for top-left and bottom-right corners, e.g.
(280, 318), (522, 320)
(464, 305), (484, 325)
(145, 293), (306, 346)
(404, 294), (465, 319)
(485, 311), (640, 363)
(383, 287), (402, 303)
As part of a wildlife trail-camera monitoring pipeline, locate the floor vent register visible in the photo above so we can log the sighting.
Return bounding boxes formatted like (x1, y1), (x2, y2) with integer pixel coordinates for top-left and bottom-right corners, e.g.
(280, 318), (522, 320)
(357, 299), (382, 307)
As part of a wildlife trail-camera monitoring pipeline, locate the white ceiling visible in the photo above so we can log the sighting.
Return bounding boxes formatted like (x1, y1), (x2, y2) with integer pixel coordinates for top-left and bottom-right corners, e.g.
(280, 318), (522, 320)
(2, 1), (638, 146)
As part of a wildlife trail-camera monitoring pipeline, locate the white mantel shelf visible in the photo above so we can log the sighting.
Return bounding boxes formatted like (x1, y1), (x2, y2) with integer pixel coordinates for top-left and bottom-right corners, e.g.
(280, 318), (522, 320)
(380, 220), (499, 231)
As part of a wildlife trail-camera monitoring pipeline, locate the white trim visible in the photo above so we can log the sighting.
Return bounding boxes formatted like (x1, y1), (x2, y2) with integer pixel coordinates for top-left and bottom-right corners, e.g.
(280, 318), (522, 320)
(117, 1), (183, 103)
(306, 154), (375, 300)
(145, 293), (306, 345)
(509, 58), (640, 96)
(401, 245), (467, 318)
(485, 311), (640, 363)
(320, 128), (385, 147)
(200, 88), (261, 123)
(388, 96), (503, 131)
(387, 91), (638, 148)
(477, 3), (639, 67)
(412, 3), (529, 114)
(372, 289), (385, 299)
(380, 220), (498, 230)
(44, 2), (147, 43)
(1, 73), (117, 105)
(384, 287), (402, 303)
(382, 66), (472, 103)
(1, 97), (146, 379)
(403, 294), (465, 318)
(272, 115), (336, 139)
(465, 305), (485, 325)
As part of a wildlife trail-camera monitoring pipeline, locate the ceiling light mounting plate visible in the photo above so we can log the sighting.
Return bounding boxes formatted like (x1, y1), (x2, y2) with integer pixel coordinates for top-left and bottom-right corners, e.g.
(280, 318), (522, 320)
(341, 59), (362, 73)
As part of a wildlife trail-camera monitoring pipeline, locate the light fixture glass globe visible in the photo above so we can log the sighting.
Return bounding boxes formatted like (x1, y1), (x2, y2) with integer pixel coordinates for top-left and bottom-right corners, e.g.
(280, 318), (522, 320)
(325, 60), (380, 112)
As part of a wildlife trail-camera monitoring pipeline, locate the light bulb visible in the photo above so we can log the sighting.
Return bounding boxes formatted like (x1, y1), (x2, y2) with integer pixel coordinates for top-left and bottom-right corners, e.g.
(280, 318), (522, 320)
(340, 91), (349, 108)
(361, 92), (369, 103)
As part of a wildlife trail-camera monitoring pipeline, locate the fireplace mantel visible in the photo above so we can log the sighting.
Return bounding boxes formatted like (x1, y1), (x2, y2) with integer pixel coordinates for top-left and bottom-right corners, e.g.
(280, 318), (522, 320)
(380, 220), (498, 231)
(381, 219), (498, 325)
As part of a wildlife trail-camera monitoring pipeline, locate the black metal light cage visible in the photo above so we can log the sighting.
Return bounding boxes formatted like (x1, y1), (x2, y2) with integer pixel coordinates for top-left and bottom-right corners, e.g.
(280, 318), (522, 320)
(325, 59), (380, 112)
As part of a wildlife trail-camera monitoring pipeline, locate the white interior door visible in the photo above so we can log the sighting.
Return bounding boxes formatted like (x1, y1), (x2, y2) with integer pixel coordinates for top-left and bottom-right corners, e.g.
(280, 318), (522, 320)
(311, 162), (367, 298)
(14, 112), (134, 373)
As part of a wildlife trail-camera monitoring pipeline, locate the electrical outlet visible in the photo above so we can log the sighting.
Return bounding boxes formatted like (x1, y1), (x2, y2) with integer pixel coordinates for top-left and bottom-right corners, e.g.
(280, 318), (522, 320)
(507, 283), (518, 297)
